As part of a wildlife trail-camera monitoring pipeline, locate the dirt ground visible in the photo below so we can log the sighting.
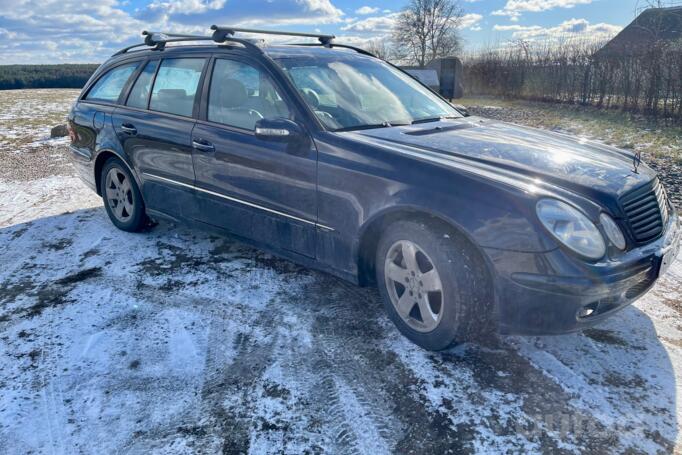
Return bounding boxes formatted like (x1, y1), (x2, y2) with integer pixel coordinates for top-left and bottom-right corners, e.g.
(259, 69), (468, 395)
(1, 90), (681, 454)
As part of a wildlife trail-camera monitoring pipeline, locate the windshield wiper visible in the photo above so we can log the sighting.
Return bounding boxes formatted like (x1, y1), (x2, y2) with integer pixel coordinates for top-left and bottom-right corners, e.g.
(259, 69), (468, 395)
(411, 115), (459, 125)
(334, 121), (409, 132)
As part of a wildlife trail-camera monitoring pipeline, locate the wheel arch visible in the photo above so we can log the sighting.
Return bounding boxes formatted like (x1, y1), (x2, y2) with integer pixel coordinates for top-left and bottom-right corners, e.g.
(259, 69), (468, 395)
(93, 149), (141, 197)
(355, 205), (495, 290)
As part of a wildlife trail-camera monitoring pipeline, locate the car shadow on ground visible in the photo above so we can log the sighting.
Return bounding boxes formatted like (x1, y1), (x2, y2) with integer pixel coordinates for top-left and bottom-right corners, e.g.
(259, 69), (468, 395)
(0, 207), (678, 454)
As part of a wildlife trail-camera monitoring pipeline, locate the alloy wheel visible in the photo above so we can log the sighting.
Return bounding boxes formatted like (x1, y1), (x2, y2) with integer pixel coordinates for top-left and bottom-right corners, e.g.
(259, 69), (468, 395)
(105, 168), (134, 223)
(384, 240), (444, 332)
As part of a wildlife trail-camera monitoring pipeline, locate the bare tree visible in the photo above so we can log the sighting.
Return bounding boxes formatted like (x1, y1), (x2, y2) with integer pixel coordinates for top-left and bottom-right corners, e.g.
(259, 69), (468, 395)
(392, 0), (464, 67)
(365, 39), (393, 60)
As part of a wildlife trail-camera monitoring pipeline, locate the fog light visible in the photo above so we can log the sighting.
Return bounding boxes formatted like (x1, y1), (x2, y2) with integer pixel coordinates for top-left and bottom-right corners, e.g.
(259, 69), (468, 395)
(578, 308), (594, 318)
(577, 303), (597, 319)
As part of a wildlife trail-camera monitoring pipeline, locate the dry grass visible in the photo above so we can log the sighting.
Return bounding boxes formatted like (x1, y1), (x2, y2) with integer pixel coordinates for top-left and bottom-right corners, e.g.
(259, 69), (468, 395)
(0, 89), (79, 152)
(459, 96), (682, 164)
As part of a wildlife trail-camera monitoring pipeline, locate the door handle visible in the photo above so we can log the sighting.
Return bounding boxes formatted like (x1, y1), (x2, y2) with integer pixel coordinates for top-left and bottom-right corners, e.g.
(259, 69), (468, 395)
(121, 123), (137, 135)
(192, 139), (215, 152)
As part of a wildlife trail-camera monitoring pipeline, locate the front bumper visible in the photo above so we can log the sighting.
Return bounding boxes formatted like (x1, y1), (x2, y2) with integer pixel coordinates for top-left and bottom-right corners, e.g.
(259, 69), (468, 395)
(487, 210), (680, 335)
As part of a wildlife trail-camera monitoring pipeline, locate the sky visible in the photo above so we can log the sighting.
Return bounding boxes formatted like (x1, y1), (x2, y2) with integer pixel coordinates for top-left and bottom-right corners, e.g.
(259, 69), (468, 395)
(0, 0), (673, 64)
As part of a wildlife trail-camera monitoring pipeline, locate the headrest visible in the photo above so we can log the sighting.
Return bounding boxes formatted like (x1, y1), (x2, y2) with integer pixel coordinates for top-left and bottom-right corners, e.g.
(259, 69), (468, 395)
(157, 89), (187, 100)
(217, 78), (248, 108)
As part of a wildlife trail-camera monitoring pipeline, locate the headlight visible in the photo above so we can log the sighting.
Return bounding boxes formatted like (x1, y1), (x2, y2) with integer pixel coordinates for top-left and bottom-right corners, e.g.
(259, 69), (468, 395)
(536, 199), (606, 259)
(599, 213), (626, 250)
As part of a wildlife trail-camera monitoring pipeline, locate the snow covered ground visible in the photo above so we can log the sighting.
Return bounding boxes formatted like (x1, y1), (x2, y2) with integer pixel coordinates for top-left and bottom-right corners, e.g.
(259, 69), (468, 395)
(0, 177), (680, 455)
(0, 90), (681, 454)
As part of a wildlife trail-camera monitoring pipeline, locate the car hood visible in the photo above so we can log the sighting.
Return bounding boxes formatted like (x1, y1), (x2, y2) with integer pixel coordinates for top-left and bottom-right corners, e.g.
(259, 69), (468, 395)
(345, 118), (655, 200)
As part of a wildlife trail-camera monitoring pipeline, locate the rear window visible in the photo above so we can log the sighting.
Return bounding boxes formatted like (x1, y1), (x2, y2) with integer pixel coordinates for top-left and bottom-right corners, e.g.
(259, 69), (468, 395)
(126, 60), (159, 109)
(85, 63), (139, 103)
(149, 58), (205, 117)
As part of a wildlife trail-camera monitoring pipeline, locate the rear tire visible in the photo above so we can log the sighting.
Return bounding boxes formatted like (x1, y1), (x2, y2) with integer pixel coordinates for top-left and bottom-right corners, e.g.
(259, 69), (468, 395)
(375, 219), (492, 351)
(100, 157), (147, 232)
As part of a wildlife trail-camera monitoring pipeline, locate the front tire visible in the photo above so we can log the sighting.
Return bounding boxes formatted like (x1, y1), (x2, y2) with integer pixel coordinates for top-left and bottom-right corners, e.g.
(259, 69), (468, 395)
(100, 157), (147, 232)
(376, 219), (492, 351)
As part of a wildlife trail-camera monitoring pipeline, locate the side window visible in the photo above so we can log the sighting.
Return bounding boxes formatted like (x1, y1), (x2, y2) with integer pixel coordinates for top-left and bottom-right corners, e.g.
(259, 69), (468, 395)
(126, 60), (159, 109)
(149, 58), (205, 117)
(208, 59), (291, 130)
(85, 62), (139, 103)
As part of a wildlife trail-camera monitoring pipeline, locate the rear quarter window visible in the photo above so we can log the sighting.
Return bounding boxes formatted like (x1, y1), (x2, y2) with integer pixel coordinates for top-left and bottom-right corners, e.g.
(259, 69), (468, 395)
(126, 60), (159, 109)
(149, 58), (205, 117)
(85, 62), (139, 103)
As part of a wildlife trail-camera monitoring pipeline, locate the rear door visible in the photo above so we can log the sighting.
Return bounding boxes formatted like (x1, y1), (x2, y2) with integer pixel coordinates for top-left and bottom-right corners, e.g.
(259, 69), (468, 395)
(112, 57), (208, 219)
(191, 56), (318, 257)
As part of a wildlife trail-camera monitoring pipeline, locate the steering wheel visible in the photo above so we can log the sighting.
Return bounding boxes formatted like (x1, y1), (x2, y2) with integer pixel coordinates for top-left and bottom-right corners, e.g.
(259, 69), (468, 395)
(315, 111), (334, 120)
(248, 108), (264, 119)
(301, 88), (321, 109)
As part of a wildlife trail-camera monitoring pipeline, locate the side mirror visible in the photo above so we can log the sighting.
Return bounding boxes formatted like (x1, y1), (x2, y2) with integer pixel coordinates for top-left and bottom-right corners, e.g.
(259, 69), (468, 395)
(255, 118), (303, 142)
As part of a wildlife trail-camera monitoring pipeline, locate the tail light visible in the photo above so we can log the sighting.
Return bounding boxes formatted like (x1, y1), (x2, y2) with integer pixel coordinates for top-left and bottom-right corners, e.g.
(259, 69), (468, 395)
(66, 122), (78, 143)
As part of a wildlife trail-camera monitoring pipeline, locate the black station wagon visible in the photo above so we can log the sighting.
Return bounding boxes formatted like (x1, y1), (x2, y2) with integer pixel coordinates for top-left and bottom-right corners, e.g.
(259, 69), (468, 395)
(68, 26), (681, 350)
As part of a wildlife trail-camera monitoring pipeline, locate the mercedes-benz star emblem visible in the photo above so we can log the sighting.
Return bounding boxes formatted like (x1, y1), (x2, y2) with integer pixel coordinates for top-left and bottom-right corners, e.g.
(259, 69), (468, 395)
(633, 151), (642, 173)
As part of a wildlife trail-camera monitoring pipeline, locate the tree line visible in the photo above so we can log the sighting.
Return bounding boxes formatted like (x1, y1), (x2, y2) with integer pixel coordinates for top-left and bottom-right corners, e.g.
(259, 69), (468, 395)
(0, 64), (99, 90)
(462, 39), (682, 123)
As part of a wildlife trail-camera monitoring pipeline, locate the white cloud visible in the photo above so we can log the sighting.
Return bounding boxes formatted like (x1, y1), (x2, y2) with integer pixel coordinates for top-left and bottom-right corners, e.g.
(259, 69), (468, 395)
(355, 6), (379, 15)
(333, 33), (386, 44)
(0, 27), (19, 39)
(343, 11), (482, 34)
(341, 13), (399, 33)
(0, 0), (347, 63)
(460, 13), (483, 29)
(493, 18), (621, 41)
(139, 0), (345, 27)
(492, 0), (593, 20)
(144, 0), (226, 15)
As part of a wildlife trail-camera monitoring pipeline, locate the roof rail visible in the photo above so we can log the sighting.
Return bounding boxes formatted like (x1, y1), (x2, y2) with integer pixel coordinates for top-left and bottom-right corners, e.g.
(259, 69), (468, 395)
(112, 26), (358, 56)
(113, 29), (266, 56)
(210, 25), (336, 47)
(292, 42), (376, 57)
(142, 31), (210, 46)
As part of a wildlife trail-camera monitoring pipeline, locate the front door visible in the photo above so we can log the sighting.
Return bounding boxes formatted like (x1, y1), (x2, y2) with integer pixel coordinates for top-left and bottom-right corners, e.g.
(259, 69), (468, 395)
(191, 57), (318, 257)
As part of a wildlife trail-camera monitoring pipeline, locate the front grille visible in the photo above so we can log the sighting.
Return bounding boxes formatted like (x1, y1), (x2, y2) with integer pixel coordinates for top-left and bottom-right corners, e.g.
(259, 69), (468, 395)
(620, 179), (669, 245)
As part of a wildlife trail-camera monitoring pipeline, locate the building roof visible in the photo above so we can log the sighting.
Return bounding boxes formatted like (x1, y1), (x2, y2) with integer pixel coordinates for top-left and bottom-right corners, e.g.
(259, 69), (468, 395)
(597, 6), (682, 57)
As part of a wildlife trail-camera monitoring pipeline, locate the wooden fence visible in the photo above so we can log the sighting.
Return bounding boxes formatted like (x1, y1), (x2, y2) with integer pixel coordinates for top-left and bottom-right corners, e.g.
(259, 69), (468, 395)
(463, 41), (682, 123)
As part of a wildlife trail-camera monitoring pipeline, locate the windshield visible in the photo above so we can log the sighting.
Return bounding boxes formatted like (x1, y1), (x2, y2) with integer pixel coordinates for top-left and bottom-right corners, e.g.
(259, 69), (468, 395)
(275, 56), (462, 131)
